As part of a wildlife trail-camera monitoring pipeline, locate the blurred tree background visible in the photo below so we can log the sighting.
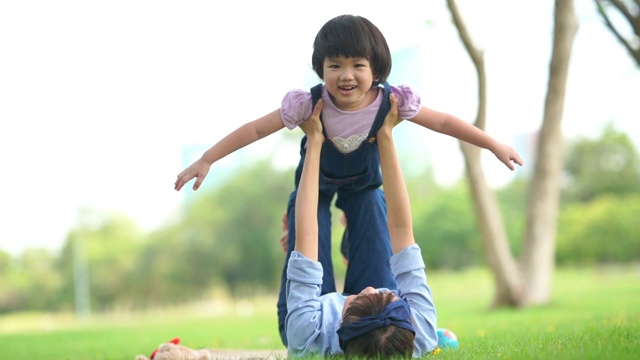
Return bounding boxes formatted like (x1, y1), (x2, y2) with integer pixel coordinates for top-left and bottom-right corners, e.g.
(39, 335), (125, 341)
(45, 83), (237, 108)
(0, 124), (638, 314)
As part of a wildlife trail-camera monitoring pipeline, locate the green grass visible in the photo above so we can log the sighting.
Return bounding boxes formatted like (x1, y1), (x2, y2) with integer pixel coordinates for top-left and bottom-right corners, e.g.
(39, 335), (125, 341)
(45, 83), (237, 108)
(430, 266), (640, 359)
(1, 266), (638, 359)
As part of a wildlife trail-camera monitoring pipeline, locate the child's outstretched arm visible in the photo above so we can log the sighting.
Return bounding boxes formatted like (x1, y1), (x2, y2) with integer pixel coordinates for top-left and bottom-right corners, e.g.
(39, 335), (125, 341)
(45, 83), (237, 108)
(174, 109), (285, 191)
(408, 108), (524, 170)
(293, 99), (325, 261)
(377, 94), (415, 254)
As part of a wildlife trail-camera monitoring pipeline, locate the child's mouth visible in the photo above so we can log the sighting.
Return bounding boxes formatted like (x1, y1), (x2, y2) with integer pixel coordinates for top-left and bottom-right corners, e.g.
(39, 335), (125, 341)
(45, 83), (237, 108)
(339, 85), (357, 91)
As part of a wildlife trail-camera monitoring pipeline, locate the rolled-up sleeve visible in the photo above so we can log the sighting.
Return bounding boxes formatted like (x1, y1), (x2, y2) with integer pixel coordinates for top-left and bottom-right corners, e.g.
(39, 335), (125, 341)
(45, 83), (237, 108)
(391, 244), (439, 357)
(285, 251), (325, 356)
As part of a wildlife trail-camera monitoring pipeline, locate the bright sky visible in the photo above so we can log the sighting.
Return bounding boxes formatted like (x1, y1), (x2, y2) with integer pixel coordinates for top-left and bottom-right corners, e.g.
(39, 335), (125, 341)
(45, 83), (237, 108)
(1, 0), (638, 256)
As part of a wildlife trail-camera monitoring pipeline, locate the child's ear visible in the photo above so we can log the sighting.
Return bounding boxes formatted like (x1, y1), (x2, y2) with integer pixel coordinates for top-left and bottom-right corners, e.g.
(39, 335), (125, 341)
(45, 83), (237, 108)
(372, 75), (381, 86)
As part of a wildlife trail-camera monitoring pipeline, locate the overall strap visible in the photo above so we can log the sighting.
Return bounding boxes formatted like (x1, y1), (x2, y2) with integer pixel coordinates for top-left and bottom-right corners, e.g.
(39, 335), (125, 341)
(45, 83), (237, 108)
(310, 82), (392, 143)
(310, 83), (330, 139)
(367, 81), (392, 143)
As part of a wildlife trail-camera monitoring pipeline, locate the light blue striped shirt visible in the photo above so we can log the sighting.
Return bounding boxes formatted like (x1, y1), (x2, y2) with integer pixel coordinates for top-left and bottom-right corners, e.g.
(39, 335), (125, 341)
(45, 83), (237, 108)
(285, 244), (438, 357)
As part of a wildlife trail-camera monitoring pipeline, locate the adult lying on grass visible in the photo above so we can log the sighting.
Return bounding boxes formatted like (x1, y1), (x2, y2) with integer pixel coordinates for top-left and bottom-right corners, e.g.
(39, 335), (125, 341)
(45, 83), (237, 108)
(285, 94), (438, 358)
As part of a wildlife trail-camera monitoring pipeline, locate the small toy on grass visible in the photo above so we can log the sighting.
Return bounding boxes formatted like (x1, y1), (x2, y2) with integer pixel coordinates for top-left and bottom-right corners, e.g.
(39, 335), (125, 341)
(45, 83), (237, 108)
(437, 328), (459, 349)
(136, 337), (212, 360)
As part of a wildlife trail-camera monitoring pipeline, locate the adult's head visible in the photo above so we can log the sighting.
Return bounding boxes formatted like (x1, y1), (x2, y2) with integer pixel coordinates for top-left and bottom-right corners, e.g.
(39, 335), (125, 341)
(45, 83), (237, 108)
(338, 289), (415, 358)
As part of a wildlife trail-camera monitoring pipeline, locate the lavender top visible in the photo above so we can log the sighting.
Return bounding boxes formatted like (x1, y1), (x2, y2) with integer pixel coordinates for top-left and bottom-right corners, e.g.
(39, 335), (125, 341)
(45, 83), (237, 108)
(280, 84), (422, 153)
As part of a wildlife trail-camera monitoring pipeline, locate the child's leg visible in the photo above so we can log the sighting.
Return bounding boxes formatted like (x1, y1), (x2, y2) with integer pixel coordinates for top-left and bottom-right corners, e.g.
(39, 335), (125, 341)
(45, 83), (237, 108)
(339, 212), (349, 265)
(338, 188), (396, 295)
(277, 188), (336, 346)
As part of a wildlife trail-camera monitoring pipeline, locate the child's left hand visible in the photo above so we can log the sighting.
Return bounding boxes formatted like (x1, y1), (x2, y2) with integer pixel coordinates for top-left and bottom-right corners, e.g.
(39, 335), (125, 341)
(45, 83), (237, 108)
(492, 143), (524, 170)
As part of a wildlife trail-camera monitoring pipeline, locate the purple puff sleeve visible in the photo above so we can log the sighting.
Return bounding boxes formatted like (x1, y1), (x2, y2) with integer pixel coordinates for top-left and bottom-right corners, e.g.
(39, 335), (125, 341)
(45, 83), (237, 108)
(280, 89), (313, 130)
(391, 84), (422, 120)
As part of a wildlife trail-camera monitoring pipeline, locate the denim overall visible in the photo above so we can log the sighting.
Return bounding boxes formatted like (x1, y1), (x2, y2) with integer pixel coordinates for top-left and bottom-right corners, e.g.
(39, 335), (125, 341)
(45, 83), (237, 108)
(277, 83), (397, 345)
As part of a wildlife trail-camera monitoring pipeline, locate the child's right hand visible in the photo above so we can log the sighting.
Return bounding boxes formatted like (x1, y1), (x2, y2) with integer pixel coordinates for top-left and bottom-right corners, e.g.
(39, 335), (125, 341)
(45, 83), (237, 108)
(174, 158), (212, 191)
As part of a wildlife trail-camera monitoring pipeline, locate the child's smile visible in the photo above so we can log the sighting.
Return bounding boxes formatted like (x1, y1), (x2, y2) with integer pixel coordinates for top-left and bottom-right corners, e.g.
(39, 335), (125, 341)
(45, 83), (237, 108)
(323, 56), (376, 111)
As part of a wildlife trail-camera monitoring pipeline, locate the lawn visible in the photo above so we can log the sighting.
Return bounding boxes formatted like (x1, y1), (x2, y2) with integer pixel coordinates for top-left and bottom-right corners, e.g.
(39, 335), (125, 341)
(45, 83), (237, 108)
(1, 265), (638, 359)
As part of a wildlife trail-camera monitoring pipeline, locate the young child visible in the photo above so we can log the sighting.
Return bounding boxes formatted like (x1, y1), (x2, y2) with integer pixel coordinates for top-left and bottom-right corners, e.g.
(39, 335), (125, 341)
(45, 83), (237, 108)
(285, 92), (437, 357)
(173, 14), (524, 345)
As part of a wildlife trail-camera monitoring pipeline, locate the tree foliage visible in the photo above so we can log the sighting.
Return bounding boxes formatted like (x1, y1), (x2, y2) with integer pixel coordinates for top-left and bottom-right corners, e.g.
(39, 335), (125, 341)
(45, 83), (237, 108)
(557, 194), (640, 264)
(114, 159), (294, 307)
(0, 249), (60, 313)
(563, 122), (640, 202)
(57, 212), (143, 311)
(413, 182), (482, 270)
(196, 160), (292, 296)
(1, 135), (639, 314)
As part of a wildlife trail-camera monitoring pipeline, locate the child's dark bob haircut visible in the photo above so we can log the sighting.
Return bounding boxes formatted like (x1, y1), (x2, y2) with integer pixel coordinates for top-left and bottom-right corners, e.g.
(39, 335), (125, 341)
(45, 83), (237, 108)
(312, 15), (392, 85)
(340, 292), (415, 359)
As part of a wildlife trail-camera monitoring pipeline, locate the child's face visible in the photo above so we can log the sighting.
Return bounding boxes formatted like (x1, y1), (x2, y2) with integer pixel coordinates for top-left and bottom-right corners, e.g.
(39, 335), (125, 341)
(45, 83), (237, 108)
(323, 56), (375, 111)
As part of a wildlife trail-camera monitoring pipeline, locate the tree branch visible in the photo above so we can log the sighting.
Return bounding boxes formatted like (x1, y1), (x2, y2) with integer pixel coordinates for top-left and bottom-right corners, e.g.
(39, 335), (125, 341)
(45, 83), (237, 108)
(594, 0), (640, 66)
(446, 0), (486, 130)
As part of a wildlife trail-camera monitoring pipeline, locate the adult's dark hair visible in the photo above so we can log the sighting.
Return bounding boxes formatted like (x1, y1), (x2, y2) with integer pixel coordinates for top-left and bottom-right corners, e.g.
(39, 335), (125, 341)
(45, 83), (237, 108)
(340, 292), (415, 359)
(311, 14), (392, 85)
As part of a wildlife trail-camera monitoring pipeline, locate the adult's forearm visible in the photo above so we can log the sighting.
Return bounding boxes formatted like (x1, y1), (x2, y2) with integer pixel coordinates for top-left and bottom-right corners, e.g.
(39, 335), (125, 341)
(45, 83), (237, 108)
(294, 135), (322, 261)
(377, 131), (415, 254)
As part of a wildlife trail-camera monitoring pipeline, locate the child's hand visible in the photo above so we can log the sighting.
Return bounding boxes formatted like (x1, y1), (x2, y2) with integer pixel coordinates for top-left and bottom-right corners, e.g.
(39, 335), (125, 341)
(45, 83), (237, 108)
(493, 143), (524, 170)
(379, 93), (402, 136)
(174, 158), (212, 191)
(299, 99), (325, 143)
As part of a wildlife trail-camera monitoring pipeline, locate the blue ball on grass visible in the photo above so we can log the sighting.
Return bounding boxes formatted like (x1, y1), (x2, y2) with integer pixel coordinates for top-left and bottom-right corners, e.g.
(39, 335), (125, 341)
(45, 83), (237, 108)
(437, 328), (459, 349)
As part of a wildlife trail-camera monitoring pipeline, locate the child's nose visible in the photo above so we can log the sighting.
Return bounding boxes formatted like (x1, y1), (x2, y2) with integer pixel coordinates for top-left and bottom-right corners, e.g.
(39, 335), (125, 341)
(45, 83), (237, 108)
(339, 69), (354, 80)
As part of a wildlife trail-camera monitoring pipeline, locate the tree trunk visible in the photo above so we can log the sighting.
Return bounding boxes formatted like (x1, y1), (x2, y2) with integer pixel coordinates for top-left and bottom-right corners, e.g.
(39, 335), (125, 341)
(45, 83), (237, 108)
(520, 0), (578, 305)
(461, 141), (526, 307)
(447, 0), (578, 307)
(446, 0), (525, 307)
